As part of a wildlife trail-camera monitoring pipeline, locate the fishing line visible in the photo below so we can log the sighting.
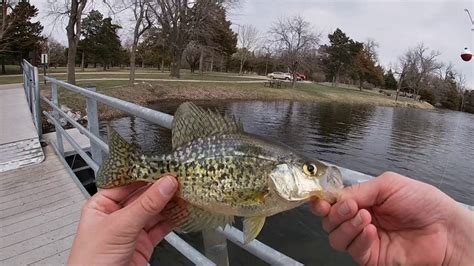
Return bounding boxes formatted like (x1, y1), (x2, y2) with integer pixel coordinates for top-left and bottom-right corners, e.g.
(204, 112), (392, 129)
(436, 112), (462, 189)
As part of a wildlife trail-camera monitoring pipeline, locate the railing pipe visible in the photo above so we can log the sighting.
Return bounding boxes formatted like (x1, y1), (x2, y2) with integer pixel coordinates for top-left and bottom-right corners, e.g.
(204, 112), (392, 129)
(41, 96), (109, 154)
(164, 233), (216, 266)
(85, 86), (103, 169)
(44, 77), (174, 128)
(51, 82), (64, 156)
(217, 226), (304, 266)
(33, 66), (42, 139)
(43, 111), (99, 172)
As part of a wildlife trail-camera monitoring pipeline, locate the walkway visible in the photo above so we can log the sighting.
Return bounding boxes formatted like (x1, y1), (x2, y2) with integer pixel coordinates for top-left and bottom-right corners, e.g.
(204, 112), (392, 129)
(0, 85), (89, 265)
(0, 85), (44, 172)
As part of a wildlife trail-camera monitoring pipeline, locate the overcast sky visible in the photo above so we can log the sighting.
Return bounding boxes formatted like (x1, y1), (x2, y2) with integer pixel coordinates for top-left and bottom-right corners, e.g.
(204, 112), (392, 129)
(33, 0), (473, 88)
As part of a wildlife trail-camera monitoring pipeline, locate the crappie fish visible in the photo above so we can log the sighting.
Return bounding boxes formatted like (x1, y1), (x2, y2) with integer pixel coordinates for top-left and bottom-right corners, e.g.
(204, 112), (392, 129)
(96, 102), (343, 243)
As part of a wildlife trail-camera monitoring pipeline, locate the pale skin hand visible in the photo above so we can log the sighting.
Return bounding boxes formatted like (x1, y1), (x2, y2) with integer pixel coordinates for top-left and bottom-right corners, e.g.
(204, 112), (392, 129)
(68, 174), (178, 266)
(311, 172), (474, 265)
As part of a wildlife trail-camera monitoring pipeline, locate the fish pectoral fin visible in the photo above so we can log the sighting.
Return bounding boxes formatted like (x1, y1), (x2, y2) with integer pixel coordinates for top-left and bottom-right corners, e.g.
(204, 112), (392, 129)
(243, 216), (266, 244)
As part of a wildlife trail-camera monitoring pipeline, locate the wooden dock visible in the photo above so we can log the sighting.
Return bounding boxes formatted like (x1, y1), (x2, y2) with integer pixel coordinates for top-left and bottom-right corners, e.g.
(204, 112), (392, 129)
(0, 85), (89, 265)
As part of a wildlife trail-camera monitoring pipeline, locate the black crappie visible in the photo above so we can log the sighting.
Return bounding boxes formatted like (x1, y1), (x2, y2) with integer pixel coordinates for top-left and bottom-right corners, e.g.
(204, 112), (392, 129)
(96, 102), (343, 243)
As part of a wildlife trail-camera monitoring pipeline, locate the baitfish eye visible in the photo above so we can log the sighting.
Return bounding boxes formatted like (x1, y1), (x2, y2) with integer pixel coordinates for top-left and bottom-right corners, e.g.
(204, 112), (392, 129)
(303, 163), (317, 176)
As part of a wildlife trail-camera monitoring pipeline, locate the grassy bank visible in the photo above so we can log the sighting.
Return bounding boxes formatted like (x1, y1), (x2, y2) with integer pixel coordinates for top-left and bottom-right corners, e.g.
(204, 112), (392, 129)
(39, 78), (433, 127)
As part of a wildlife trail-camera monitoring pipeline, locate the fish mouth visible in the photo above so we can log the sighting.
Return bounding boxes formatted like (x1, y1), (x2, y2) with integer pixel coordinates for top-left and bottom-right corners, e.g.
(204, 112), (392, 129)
(318, 166), (344, 203)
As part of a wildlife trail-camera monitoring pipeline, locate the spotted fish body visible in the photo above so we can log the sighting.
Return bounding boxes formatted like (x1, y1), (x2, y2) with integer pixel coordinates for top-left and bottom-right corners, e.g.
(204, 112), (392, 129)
(97, 102), (344, 243)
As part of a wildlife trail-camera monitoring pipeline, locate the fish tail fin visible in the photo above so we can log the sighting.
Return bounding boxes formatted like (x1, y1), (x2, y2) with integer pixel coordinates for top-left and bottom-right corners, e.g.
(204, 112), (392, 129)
(96, 126), (138, 188)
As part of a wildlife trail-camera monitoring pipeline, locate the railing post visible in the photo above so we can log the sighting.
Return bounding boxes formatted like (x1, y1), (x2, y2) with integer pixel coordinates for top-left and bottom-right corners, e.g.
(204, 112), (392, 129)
(33, 67), (42, 140)
(85, 86), (102, 171)
(51, 82), (64, 156)
(202, 229), (229, 266)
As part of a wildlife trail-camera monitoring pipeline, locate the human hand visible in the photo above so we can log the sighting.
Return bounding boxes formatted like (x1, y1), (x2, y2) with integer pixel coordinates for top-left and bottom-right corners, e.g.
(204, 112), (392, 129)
(68, 174), (178, 266)
(311, 172), (474, 265)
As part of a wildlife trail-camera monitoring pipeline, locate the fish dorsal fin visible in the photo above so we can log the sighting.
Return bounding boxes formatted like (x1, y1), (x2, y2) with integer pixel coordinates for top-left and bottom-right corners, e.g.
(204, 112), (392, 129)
(171, 102), (244, 149)
(243, 216), (266, 244)
(163, 197), (234, 232)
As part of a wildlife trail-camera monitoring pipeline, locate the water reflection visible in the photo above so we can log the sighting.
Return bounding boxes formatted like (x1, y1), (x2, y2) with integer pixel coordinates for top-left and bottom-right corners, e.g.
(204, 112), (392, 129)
(102, 100), (474, 266)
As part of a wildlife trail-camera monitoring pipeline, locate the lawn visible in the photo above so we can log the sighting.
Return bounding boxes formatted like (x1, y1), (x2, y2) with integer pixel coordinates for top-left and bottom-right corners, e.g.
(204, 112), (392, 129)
(0, 69), (261, 84)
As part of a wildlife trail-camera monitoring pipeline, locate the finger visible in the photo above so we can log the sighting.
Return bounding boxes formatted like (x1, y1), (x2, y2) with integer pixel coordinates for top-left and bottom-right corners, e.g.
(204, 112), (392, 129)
(322, 199), (358, 232)
(347, 224), (378, 265)
(310, 199), (331, 217)
(132, 231), (154, 265)
(120, 184), (153, 207)
(148, 220), (176, 246)
(85, 182), (149, 214)
(328, 209), (372, 251)
(117, 175), (178, 233)
(99, 182), (149, 203)
(341, 172), (402, 208)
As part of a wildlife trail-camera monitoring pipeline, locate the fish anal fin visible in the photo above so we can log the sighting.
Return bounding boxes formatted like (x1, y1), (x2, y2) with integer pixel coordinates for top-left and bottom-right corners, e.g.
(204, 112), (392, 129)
(171, 102), (244, 149)
(243, 216), (266, 244)
(162, 198), (234, 233)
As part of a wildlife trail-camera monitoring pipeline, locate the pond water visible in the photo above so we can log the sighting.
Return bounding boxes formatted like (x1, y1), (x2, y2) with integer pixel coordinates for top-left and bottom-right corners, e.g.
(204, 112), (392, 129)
(104, 100), (474, 265)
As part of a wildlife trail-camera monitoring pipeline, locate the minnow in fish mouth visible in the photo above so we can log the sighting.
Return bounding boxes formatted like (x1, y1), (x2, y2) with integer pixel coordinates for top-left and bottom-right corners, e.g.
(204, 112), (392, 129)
(96, 102), (344, 244)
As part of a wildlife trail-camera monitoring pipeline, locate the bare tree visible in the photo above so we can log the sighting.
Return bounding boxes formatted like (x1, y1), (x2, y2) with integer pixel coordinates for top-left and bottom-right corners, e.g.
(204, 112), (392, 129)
(237, 24), (259, 75)
(49, 0), (88, 84)
(0, 1), (18, 53)
(269, 15), (320, 87)
(149, 0), (193, 78)
(396, 43), (442, 100)
(127, 0), (152, 85)
(66, 0), (88, 85)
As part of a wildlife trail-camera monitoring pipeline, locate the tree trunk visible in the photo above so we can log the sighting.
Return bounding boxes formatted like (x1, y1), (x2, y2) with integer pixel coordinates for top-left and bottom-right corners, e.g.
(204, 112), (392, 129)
(129, 42), (137, 85)
(292, 72), (297, 88)
(359, 79), (363, 91)
(141, 60), (144, 69)
(67, 38), (77, 84)
(199, 46), (204, 74)
(210, 52), (214, 72)
(1, 57), (5, 74)
(239, 58), (245, 76)
(161, 58), (164, 73)
(264, 59), (268, 76)
(170, 48), (182, 78)
(80, 51), (85, 72)
(65, 0), (87, 85)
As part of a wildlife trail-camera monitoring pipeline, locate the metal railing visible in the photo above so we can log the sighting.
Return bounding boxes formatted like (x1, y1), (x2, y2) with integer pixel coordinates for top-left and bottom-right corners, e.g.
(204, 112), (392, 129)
(22, 59), (42, 139)
(41, 76), (304, 266)
(34, 67), (473, 264)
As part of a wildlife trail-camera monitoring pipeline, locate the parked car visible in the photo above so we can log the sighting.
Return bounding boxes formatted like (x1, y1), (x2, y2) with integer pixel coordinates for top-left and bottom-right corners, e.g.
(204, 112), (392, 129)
(267, 72), (292, 80)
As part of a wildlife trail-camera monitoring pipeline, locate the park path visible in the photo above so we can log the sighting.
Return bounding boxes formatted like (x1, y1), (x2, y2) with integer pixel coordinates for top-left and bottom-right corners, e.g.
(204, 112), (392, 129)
(0, 85), (89, 264)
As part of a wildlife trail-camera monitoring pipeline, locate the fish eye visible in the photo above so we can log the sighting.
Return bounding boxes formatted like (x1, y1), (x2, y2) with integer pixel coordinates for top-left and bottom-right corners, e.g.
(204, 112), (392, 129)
(303, 163), (317, 176)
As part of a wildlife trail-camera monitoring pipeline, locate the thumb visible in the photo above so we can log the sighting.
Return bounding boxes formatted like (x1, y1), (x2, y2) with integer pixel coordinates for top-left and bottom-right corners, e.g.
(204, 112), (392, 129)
(117, 175), (178, 233)
(342, 172), (398, 209)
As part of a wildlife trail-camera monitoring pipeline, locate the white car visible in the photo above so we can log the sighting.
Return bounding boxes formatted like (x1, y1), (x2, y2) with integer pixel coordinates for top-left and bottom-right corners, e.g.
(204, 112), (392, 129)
(267, 72), (292, 80)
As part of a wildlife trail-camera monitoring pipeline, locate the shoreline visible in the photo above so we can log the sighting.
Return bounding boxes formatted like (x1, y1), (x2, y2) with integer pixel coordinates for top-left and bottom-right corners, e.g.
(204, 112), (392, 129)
(40, 81), (434, 132)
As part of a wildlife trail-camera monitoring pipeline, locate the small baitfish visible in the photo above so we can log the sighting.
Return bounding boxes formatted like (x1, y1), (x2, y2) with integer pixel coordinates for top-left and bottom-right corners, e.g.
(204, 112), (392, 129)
(96, 102), (343, 243)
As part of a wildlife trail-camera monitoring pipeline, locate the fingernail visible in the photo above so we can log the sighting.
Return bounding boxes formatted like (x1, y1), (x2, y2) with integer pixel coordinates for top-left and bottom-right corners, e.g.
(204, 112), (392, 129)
(351, 212), (363, 227)
(159, 177), (177, 197)
(338, 201), (350, 216)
